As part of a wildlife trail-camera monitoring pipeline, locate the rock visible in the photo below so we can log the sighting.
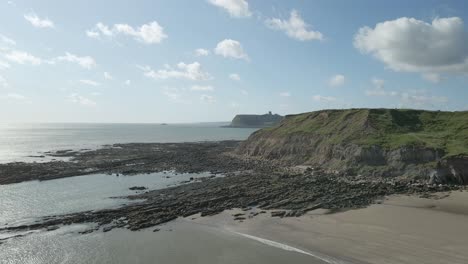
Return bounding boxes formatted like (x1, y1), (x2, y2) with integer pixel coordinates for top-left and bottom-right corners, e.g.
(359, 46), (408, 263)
(271, 211), (286, 217)
(129, 186), (147, 191)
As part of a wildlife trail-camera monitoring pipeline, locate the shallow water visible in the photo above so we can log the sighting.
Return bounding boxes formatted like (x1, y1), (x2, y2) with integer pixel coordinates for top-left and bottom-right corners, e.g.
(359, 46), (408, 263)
(0, 123), (257, 163)
(0, 220), (327, 264)
(0, 173), (328, 264)
(0, 172), (210, 226)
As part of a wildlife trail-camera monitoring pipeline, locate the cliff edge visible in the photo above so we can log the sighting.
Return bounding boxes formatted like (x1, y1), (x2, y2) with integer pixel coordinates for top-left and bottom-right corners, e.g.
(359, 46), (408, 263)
(236, 109), (468, 184)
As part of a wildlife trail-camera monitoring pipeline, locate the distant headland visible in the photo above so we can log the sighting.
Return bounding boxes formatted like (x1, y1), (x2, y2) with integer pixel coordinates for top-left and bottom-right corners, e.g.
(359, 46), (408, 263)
(225, 111), (284, 128)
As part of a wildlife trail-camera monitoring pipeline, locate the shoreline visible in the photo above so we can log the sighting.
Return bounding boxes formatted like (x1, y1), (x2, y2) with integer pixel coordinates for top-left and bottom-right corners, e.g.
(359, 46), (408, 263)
(189, 192), (468, 264)
(1, 140), (467, 263)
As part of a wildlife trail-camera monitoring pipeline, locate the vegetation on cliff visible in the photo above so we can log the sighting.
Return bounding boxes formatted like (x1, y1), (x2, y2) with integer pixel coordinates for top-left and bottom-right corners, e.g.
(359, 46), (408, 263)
(263, 109), (468, 157)
(237, 109), (468, 182)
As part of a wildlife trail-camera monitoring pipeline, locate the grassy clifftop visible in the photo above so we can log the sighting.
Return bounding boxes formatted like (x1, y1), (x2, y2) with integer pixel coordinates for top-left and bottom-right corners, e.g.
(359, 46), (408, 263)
(262, 109), (468, 157)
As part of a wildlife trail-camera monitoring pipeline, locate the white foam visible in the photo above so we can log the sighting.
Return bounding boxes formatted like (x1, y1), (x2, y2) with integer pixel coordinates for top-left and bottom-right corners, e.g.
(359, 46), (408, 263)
(232, 231), (349, 264)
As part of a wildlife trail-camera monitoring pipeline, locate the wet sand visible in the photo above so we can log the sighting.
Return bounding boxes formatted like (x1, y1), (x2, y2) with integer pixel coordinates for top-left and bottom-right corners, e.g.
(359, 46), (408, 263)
(190, 191), (468, 264)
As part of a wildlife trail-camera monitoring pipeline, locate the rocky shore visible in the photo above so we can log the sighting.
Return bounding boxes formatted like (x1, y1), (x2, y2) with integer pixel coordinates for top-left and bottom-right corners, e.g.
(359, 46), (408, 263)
(0, 141), (464, 237)
(0, 141), (273, 185)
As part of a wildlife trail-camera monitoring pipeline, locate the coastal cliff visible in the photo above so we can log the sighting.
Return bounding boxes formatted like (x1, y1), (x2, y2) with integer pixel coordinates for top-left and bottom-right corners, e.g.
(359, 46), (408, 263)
(227, 112), (283, 128)
(236, 109), (468, 184)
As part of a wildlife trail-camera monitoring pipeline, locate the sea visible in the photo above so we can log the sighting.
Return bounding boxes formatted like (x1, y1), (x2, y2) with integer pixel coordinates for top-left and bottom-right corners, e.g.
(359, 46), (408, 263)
(0, 123), (333, 264)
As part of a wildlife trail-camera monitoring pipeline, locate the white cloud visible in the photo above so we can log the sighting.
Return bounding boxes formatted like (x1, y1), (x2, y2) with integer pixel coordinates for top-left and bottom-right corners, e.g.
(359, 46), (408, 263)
(200, 94), (216, 103)
(230, 101), (240, 108)
(86, 21), (167, 44)
(400, 91), (448, 108)
(56, 52), (96, 69)
(422, 73), (441, 83)
(214, 39), (249, 60)
(69, 93), (96, 106)
(0, 75), (8, 88)
(4, 50), (41, 65)
(364, 80), (447, 109)
(279, 92), (291, 97)
(329, 74), (345, 87)
(195, 48), (210, 56)
(365, 78), (398, 96)
(371, 78), (385, 89)
(241, 89), (248, 95)
(86, 30), (100, 38)
(0, 34), (16, 46)
(104, 72), (113, 80)
(91, 92), (101, 96)
(0, 93), (26, 100)
(208, 0), (251, 18)
(79, 79), (100, 86)
(312, 95), (337, 102)
(265, 10), (324, 41)
(141, 62), (212, 81)
(124, 80), (131, 85)
(229, 73), (241, 81)
(190, 85), (214, 91)
(24, 13), (55, 29)
(161, 87), (184, 102)
(0, 60), (11, 70)
(354, 17), (468, 76)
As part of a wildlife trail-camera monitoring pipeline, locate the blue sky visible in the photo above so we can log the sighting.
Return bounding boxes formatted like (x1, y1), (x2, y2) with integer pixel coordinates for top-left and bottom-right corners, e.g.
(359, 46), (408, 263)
(0, 0), (467, 123)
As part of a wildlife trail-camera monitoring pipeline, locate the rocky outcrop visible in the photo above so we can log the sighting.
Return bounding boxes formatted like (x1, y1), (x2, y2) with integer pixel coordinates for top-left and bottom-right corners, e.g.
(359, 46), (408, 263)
(227, 112), (283, 128)
(236, 109), (468, 184)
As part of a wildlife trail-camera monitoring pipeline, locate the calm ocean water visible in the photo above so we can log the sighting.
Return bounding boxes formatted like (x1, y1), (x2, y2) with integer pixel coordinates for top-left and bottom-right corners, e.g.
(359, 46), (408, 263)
(0, 122), (256, 163)
(0, 123), (330, 264)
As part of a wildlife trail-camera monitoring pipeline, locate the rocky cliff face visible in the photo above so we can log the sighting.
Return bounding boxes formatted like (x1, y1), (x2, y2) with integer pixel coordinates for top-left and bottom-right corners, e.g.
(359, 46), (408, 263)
(236, 109), (468, 184)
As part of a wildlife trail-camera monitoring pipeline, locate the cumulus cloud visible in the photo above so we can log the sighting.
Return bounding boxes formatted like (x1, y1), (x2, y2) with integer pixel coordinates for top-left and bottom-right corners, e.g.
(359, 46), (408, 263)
(190, 85), (214, 91)
(208, 0), (251, 18)
(79, 79), (100, 86)
(141, 62), (212, 81)
(364, 79), (448, 109)
(200, 94), (216, 103)
(0, 93), (26, 100)
(68, 93), (96, 106)
(161, 87), (189, 103)
(329, 74), (345, 87)
(265, 10), (323, 41)
(86, 21), (167, 44)
(422, 73), (441, 83)
(0, 60), (11, 70)
(195, 48), (210, 56)
(0, 75), (8, 88)
(365, 78), (398, 97)
(104, 72), (113, 80)
(4, 50), (42, 65)
(214, 39), (249, 60)
(24, 13), (55, 28)
(279, 92), (291, 97)
(354, 17), (468, 78)
(312, 95), (336, 102)
(0, 34), (16, 46)
(56, 52), (96, 69)
(229, 73), (241, 81)
(124, 80), (131, 85)
(400, 90), (448, 108)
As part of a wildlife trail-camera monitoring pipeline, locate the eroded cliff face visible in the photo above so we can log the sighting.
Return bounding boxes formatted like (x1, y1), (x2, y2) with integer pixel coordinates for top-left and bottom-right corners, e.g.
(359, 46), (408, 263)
(235, 109), (468, 184)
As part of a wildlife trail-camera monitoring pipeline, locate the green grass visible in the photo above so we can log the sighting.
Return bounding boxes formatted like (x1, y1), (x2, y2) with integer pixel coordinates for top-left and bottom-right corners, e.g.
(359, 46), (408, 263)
(262, 108), (468, 157)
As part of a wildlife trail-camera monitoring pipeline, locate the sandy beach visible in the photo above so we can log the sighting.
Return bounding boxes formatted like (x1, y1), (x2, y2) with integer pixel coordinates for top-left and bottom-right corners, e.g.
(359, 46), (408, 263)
(189, 191), (468, 264)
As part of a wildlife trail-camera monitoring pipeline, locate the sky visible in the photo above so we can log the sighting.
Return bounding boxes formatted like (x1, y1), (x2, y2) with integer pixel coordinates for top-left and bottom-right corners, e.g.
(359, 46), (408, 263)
(0, 0), (467, 123)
